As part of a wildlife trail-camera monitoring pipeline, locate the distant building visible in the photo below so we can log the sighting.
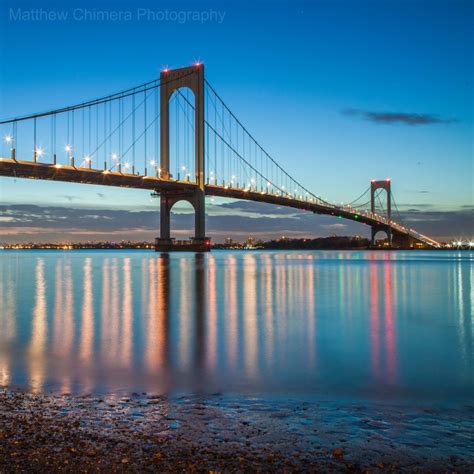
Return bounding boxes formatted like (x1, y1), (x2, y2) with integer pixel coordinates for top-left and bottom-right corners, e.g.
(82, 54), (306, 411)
(245, 237), (255, 247)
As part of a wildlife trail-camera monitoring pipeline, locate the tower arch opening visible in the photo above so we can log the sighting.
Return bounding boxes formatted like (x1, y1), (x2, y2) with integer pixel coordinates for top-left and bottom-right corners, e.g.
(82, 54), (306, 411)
(370, 179), (391, 221)
(169, 199), (196, 240)
(168, 87), (196, 182)
(371, 228), (391, 248)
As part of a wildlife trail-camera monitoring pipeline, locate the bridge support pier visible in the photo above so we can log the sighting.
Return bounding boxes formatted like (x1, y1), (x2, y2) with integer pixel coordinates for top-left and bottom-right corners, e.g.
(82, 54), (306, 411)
(155, 190), (210, 252)
(370, 226), (418, 249)
(155, 64), (210, 252)
(370, 225), (392, 248)
(392, 232), (415, 249)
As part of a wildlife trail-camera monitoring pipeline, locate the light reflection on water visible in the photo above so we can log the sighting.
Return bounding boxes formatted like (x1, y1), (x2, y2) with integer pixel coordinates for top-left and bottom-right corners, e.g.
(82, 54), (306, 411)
(0, 250), (472, 403)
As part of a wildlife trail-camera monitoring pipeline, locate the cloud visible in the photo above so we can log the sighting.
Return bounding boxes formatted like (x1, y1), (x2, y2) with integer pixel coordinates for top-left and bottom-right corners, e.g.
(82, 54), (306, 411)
(57, 194), (80, 202)
(0, 203), (364, 242)
(321, 223), (347, 230)
(397, 208), (474, 238)
(208, 200), (298, 218)
(395, 203), (435, 209)
(0, 205), (157, 231)
(0, 202), (471, 243)
(342, 108), (456, 126)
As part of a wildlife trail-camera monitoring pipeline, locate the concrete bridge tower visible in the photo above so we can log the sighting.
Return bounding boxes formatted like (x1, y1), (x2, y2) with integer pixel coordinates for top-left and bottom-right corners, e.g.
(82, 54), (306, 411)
(370, 179), (392, 247)
(155, 65), (210, 252)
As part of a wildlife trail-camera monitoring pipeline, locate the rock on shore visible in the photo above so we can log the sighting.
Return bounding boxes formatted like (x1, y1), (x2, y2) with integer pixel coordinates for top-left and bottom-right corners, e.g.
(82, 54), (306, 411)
(0, 389), (472, 472)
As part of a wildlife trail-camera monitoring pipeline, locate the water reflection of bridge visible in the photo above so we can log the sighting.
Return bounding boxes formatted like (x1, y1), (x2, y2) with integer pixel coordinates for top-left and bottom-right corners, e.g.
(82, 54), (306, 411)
(0, 252), (472, 394)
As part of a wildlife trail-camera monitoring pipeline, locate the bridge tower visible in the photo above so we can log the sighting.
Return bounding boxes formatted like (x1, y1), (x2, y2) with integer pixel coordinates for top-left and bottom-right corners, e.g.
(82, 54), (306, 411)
(370, 179), (392, 247)
(155, 65), (210, 252)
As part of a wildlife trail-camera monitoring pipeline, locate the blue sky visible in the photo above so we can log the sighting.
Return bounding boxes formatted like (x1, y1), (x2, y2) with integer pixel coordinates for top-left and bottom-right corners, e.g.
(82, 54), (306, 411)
(0, 0), (472, 242)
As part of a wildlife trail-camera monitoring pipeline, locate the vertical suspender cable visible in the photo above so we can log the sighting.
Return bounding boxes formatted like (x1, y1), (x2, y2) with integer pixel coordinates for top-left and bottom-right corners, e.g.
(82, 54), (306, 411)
(118, 98), (121, 167)
(82, 107), (85, 162)
(132, 94), (136, 173)
(50, 115), (53, 162)
(13, 122), (17, 158)
(88, 106), (91, 158)
(214, 93), (217, 180)
(70, 110), (74, 165)
(144, 89), (147, 173)
(53, 114), (56, 162)
(184, 91), (187, 176)
(154, 86), (158, 169)
(33, 117), (37, 160)
(96, 104), (99, 168)
(176, 96), (179, 179)
(103, 102), (107, 169)
(109, 101), (112, 162)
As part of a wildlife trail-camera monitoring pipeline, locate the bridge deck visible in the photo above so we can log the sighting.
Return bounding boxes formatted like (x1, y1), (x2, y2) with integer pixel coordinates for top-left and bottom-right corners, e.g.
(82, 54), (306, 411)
(0, 158), (439, 248)
(0, 158), (196, 193)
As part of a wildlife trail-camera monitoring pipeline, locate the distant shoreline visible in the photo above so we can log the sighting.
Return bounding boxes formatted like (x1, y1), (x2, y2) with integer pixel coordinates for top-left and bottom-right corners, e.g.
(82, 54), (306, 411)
(0, 247), (464, 251)
(0, 236), (466, 251)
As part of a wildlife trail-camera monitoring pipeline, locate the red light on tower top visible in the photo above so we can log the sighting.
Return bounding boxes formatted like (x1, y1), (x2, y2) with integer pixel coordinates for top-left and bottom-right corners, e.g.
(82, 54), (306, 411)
(194, 61), (202, 67)
(162, 67), (170, 74)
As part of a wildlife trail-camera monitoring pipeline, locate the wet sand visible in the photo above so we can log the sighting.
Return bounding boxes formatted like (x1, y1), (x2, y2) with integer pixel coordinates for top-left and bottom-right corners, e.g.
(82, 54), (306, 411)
(0, 389), (472, 472)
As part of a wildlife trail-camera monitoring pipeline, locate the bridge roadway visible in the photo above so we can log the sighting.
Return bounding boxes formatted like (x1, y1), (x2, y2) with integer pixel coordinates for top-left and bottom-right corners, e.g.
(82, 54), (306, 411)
(0, 158), (439, 248)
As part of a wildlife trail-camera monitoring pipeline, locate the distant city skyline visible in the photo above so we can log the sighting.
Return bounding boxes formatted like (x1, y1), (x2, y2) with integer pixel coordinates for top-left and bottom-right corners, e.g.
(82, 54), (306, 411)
(0, 0), (472, 242)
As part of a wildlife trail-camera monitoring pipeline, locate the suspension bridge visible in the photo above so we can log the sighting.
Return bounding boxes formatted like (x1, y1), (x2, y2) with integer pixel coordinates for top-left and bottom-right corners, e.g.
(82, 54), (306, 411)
(0, 64), (440, 250)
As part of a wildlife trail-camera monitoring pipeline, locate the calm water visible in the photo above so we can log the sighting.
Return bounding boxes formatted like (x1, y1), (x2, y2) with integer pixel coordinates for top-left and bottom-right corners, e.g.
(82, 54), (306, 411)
(0, 250), (472, 405)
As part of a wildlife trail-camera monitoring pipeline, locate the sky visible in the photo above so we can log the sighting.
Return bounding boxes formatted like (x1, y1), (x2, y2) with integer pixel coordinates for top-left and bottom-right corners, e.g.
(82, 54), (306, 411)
(0, 0), (472, 242)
